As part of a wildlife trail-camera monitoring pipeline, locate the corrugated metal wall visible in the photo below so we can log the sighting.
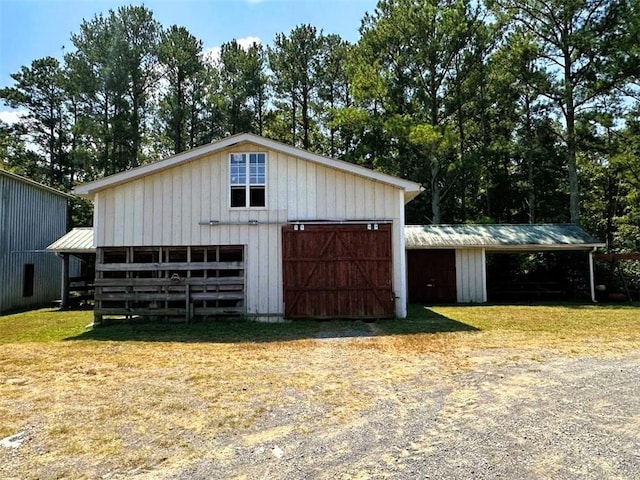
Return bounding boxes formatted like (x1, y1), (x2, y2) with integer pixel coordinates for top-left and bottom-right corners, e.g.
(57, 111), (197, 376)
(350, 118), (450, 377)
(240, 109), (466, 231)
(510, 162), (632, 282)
(93, 143), (406, 317)
(0, 173), (67, 313)
(455, 248), (487, 303)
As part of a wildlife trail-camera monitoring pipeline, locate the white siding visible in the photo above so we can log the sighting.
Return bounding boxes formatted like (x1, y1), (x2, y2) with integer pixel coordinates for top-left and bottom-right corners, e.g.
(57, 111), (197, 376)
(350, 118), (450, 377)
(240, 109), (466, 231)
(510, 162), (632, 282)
(455, 248), (487, 303)
(394, 189), (407, 318)
(94, 142), (407, 317)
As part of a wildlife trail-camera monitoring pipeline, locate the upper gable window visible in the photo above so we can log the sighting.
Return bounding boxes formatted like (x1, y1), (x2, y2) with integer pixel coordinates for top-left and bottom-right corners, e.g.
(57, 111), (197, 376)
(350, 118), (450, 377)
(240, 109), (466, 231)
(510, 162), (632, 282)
(230, 153), (266, 208)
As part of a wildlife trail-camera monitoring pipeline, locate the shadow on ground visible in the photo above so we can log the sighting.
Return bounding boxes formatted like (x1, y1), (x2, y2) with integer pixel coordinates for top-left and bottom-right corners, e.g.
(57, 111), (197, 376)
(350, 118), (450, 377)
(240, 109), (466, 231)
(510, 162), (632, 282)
(65, 305), (478, 344)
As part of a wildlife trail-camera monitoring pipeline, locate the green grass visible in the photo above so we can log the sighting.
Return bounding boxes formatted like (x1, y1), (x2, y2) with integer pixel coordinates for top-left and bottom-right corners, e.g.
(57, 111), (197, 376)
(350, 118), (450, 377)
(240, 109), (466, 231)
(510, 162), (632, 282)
(429, 303), (640, 335)
(1, 303), (638, 345)
(0, 308), (93, 344)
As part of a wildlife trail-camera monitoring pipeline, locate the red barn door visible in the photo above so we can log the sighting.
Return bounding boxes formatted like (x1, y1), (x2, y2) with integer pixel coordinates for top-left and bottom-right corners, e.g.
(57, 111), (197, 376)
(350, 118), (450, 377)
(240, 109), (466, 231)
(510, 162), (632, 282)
(283, 224), (394, 318)
(407, 249), (457, 303)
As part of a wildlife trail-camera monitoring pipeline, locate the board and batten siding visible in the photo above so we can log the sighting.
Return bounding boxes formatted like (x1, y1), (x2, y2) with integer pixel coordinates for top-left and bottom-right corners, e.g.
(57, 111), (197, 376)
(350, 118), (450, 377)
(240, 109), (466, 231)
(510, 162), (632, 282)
(455, 248), (487, 303)
(0, 173), (67, 313)
(94, 144), (406, 317)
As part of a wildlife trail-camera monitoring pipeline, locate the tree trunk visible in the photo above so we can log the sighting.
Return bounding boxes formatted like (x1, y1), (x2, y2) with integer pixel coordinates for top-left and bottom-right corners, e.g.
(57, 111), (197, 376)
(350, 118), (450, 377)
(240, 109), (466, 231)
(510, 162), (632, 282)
(525, 96), (535, 223)
(430, 84), (442, 224)
(431, 159), (441, 224)
(302, 85), (310, 150)
(564, 52), (580, 224)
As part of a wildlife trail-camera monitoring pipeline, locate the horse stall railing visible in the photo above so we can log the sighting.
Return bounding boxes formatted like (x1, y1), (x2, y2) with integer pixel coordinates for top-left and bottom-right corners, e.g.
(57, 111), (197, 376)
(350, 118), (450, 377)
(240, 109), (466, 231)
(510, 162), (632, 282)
(93, 246), (245, 323)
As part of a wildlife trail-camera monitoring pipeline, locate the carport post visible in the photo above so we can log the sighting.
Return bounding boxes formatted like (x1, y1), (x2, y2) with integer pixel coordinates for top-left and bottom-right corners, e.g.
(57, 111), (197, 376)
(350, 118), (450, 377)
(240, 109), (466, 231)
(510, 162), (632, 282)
(61, 253), (70, 309)
(589, 247), (597, 303)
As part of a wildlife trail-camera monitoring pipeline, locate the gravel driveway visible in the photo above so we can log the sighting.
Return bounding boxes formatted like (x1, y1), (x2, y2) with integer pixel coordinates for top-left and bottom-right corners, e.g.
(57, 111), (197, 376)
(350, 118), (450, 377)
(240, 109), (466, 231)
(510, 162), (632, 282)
(155, 349), (640, 480)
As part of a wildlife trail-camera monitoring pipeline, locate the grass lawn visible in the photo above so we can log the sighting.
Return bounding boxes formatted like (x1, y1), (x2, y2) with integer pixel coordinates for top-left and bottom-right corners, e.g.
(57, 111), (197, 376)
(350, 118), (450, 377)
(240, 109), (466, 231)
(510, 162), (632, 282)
(1, 304), (639, 479)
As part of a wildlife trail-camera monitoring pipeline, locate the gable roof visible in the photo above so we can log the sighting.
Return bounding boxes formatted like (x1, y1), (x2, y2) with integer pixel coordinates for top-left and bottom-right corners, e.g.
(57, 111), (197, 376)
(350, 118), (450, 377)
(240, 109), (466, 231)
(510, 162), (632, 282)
(46, 227), (95, 254)
(0, 169), (74, 199)
(405, 224), (605, 250)
(74, 133), (423, 203)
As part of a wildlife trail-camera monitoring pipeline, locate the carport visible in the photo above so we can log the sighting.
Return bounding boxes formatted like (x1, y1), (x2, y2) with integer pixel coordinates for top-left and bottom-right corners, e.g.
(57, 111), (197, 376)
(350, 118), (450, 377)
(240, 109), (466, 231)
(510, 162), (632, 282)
(46, 227), (96, 308)
(405, 224), (605, 304)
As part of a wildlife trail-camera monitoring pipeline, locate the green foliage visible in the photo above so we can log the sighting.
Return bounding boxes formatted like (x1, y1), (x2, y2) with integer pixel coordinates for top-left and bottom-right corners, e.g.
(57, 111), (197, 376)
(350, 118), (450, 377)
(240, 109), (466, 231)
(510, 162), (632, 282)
(268, 24), (326, 150)
(65, 5), (160, 176)
(0, 1), (639, 252)
(216, 40), (267, 136)
(346, 0), (494, 223)
(0, 57), (71, 187)
(157, 25), (204, 154)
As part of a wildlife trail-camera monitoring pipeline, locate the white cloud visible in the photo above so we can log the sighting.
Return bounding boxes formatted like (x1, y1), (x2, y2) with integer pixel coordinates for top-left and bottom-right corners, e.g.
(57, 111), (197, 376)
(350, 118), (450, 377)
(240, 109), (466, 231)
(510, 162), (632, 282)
(202, 36), (262, 66)
(0, 109), (27, 125)
(247, 0), (266, 4)
(237, 36), (261, 50)
(202, 46), (222, 65)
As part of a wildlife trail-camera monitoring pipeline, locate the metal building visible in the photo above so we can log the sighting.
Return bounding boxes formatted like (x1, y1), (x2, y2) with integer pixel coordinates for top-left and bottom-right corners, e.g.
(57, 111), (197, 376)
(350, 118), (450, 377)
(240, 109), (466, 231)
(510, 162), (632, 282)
(0, 170), (70, 313)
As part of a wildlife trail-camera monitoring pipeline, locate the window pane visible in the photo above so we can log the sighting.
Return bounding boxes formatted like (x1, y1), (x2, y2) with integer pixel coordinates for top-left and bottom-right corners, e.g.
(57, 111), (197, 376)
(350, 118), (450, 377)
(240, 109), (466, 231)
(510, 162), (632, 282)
(230, 153), (265, 208)
(250, 167), (265, 184)
(250, 186), (265, 207)
(231, 186), (246, 207)
(249, 153), (264, 164)
(230, 154), (246, 185)
(249, 154), (265, 184)
(231, 153), (246, 165)
(231, 170), (246, 185)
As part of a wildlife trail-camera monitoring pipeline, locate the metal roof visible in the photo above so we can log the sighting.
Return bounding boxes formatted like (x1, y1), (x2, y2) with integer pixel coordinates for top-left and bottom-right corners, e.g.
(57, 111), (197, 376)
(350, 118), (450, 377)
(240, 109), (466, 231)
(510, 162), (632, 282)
(45, 224), (604, 254)
(405, 224), (605, 250)
(0, 169), (74, 199)
(46, 227), (95, 253)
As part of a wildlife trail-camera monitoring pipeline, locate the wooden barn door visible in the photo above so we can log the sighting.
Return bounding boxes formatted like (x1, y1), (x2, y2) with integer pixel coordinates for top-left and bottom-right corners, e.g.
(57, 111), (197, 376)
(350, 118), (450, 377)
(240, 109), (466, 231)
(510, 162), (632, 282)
(283, 224), (394, 318)
(407, 249), (457, 303)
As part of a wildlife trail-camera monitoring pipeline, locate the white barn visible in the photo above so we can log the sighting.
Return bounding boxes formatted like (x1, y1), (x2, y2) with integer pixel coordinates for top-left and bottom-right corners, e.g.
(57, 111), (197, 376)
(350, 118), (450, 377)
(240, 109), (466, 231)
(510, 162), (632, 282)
(75, 133), (421, 322)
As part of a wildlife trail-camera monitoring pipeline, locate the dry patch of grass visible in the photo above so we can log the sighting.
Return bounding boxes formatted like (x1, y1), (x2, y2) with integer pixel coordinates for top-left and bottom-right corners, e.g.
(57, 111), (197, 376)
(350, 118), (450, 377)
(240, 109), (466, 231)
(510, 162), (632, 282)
(0, 304), (639, 478)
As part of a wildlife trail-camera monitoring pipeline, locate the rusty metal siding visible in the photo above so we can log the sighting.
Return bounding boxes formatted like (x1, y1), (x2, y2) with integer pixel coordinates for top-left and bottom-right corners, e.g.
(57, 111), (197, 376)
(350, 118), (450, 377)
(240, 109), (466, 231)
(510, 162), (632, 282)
(0, 173), (68, 312)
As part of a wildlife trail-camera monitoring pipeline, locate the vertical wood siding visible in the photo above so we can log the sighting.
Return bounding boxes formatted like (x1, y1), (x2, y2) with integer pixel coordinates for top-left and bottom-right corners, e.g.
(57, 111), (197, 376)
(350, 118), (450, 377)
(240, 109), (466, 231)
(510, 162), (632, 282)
(0, 174), (67, 312)
(455, 248), (487, 303)
(94, 143), (405, 316)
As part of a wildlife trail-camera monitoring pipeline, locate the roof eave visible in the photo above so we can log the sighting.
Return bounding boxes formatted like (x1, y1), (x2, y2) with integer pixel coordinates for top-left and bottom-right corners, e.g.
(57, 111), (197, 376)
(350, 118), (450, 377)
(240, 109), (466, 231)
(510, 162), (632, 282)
(406, 243), (605, 250)
(73, 133), (422, 197)
(46, 248), (96, 254)
(403, 189), (422, 204)
(1, 169), (75, 200)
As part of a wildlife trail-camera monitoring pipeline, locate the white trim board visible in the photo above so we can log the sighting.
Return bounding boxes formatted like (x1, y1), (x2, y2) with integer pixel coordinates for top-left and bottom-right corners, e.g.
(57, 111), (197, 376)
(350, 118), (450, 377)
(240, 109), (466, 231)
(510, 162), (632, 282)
(74, 133), (422, 203)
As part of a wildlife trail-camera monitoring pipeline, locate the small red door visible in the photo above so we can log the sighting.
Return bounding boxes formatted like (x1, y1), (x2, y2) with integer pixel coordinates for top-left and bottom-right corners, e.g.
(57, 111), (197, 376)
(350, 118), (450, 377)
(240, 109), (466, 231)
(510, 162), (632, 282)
(407, 249), (456, 303)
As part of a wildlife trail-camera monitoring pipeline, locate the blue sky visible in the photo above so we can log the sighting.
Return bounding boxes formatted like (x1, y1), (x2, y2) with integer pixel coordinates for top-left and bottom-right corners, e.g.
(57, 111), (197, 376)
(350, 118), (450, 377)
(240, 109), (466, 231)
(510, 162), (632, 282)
(0, 0), (378, 121)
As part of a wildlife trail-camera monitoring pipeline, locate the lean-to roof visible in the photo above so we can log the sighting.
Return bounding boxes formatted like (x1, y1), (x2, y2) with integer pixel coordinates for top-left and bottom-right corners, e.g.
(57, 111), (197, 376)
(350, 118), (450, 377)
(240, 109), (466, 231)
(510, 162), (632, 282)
(405, 224), (604, 250)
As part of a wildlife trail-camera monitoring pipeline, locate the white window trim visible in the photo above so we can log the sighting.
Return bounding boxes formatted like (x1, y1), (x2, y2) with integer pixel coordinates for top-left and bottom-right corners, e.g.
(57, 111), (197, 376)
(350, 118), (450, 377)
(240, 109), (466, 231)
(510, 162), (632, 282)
(229, 152), (267, 209)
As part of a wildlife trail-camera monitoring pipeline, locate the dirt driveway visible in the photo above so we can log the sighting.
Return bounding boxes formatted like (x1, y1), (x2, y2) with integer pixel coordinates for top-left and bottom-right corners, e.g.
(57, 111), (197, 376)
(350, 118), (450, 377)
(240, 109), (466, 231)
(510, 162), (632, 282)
(158, 345), (639, 480)
(1, 310), (638, 480)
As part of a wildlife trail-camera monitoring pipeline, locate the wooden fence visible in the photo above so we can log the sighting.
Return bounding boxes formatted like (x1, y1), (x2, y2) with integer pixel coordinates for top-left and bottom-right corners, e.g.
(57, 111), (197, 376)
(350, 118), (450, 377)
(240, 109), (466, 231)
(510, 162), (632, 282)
(94, 246), (245, 322)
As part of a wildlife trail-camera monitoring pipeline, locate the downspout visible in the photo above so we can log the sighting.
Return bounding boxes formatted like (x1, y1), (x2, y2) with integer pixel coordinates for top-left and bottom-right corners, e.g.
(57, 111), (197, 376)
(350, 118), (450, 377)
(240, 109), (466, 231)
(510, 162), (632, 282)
(589, 247), (597, 303)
